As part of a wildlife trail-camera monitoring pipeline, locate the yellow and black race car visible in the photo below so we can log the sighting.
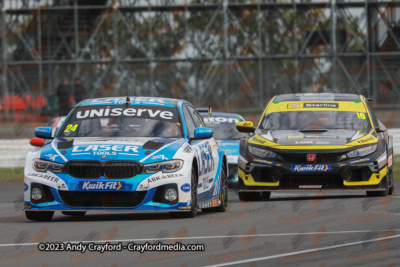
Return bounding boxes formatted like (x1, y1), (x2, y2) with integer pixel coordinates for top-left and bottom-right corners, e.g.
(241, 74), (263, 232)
(236, 93), (394, 201)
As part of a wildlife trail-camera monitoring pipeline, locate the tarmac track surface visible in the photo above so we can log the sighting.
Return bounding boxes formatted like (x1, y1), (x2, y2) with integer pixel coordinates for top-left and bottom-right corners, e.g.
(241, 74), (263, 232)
(0, 184), (400, 267)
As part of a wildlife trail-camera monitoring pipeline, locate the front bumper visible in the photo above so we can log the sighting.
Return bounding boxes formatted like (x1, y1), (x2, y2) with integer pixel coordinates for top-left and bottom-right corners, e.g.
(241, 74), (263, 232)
(238, 157), (388, 191)
(24, 185), (191, 212)
(24, 166), (193, 212)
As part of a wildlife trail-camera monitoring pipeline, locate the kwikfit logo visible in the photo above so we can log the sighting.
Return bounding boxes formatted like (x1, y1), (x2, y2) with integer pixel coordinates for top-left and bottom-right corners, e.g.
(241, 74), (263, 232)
(79, 181), (124, 191)
(291, 164), (331, 172)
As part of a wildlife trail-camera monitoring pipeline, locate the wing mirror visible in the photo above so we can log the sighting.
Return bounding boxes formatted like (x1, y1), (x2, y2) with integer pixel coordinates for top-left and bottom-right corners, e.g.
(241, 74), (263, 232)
(236, 121), (255, 133)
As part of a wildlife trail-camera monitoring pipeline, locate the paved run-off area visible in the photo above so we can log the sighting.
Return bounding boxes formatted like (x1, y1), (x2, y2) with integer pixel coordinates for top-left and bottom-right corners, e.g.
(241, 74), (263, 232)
(0, 185), (399, 266)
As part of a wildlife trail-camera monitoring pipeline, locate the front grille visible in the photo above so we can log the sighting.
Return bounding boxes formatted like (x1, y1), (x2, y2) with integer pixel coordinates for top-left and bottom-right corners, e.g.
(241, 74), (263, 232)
(104, 161), (142, 179)
(65, 160), (142, 179)
(279, 152), (344, 164)
(280, 175), (342, 188)
(228, 164), (238, 178)
(59, 191), (147, 207)
(66, 161), (102, 179)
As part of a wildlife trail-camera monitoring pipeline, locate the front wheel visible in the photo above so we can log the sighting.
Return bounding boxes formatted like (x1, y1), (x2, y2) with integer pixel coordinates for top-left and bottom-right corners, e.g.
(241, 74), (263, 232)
(367, 177), (389, 197)
(170, 168), (198, 218)
(25, 211), (54, 221)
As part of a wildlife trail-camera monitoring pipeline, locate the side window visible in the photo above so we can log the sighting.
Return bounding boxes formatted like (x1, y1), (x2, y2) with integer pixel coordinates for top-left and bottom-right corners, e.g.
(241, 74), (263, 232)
(187, 106), (204, 128)
(183, 106), (196, 138)
(366, 103), (379, 129)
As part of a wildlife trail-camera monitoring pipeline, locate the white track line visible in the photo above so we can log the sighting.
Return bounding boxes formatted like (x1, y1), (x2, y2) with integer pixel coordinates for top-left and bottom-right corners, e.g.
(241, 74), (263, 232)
(206, 233), (400, 267)
(1, 229), (400, 248)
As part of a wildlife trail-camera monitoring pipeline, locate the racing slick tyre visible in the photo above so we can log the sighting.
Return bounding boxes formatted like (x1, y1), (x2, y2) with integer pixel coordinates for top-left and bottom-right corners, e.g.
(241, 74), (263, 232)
(367, 177), (389, 197)
(170, 168), (198, 218)
(259, 192), (271, 200)
(62, 211), (86, 217)
(388, 169), (394, 195)
(25, 211), (54, 222)
(202, 162), (228, 213)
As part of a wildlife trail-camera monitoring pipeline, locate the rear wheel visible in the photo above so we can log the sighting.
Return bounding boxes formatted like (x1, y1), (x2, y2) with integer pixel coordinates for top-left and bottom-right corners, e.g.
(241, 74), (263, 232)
(25, 211), (54, 222)
(62, 211), (86, 217)
(170, 168), (198, 218)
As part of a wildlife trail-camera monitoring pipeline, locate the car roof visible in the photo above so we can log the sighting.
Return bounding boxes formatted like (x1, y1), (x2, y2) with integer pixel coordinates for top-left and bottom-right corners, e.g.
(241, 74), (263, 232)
(199, 112), (243, 118)
(274, 93), (362, 102)
(77, 97), (183, 108)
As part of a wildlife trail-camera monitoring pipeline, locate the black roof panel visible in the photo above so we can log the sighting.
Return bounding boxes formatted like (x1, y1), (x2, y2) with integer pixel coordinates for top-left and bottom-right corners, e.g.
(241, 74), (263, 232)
(274, 93), (361, 102)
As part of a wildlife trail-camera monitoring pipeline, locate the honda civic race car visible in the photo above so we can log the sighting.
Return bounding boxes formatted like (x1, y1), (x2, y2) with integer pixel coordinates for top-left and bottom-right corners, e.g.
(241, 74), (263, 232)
(198, 111), (248, 184)
(236, 93), (394, 201)
(24, 97), (228, 221)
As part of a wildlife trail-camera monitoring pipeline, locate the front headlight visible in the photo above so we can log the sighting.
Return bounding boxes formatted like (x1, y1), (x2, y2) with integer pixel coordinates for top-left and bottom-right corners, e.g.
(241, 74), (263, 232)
(142, 160), (183, 174)
(32, 159), (65, 173)
(347, 144), (377, 159)
(248, 146), (277, 158)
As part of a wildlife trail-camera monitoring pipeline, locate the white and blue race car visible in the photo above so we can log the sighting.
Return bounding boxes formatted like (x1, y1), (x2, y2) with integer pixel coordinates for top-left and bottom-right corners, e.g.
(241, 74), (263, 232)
(24, 97), (228, 221)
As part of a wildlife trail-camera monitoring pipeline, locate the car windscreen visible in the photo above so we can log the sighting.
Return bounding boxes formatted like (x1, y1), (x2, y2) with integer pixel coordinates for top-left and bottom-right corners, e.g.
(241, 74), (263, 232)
(206, 123), (248, 140)
(259, 111), (371, 131)
(58, 105), (182, 138)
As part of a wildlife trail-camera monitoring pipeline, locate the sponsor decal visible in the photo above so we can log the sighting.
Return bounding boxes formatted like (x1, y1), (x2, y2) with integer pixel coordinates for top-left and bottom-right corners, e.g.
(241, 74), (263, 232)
(295, 140), (314, 144)
(79, 181), (125, 191)
(194, 141), (215, 176)
(252, 159), (274, 165)
(304, 103), (339, 108)
(27, 173), (60, 183)
(304, 135), (338, 139)
(46, 201), (59, 206)
(198, 183), (202, 188)
(24, 204), (31, 209)
(199, 198), (219, 209)
(348, 158), (372, 165)
(316, 141), (331, 145)
(72, 144), (139, 156)
(287, 103), (303, 109)
(251, 136), (266, 144)
(178, 206), (191, 210)
(74, 106), (177, 120)
(218, 141), (240, 147)
(203, 117), (241, 124)
(151, 155), (169, 160)
(299, 185), (322, 189)
(147, 173), (184, 184)
(288, 135), (304, 139)
(24, 183), (28, 192)
(44, 154), (59, 161)
(291, 164), (332, 172)
(181, 183), (191, 192)
(388, 155), (393, 168)
(357, 136), (374, 144)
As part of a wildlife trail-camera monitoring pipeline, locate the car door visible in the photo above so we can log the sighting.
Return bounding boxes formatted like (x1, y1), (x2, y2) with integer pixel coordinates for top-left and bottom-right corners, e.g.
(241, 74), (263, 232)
(184, 105), (219, 198)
